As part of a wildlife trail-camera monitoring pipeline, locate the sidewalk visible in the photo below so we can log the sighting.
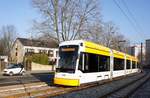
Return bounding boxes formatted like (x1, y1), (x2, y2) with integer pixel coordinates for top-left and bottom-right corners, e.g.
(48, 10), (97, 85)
(0, 70), (55, 75)
(27, 70), (55, 74)
(0, 70), (55, 79)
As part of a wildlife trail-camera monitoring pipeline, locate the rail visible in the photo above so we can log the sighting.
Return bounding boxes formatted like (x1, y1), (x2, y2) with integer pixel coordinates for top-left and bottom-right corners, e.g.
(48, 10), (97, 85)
(1, 72), (145, 98)
(100, 72), (150, 98)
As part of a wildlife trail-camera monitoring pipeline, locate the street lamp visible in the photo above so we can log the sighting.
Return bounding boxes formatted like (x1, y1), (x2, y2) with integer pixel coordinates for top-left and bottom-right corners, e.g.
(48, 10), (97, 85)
(110, 40), (126, 52)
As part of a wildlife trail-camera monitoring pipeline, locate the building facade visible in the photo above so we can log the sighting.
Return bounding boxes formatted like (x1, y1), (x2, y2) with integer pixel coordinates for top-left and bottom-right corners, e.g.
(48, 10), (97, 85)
(10, 38), (58, 63)
(146, 39), (150, 65)
(0, 56), (8, 62)
(128, 44), (145, 64)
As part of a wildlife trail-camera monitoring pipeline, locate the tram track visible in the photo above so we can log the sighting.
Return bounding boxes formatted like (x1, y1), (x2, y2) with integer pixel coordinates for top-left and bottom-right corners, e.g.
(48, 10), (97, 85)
(48, 72), (145, 98)
(1, 72), (143, 98)
(100, 72), (150, 98)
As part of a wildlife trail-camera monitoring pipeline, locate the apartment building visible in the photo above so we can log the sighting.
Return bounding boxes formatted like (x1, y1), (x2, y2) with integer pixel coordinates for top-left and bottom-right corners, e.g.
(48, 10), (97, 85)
(10, 38), (58, 63)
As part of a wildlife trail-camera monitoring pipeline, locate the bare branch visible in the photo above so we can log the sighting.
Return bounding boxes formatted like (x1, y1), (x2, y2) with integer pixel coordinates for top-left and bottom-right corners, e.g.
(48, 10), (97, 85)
(31, 0), (101, 42)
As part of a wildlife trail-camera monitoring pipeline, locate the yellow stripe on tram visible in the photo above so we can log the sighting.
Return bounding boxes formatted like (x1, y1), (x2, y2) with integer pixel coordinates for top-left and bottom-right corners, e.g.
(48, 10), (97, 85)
(54, 78), (80, 86)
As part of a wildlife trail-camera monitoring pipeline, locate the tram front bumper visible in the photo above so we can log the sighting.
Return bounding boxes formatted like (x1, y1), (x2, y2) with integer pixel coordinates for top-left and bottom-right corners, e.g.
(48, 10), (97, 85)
(54, 77), (80, 86)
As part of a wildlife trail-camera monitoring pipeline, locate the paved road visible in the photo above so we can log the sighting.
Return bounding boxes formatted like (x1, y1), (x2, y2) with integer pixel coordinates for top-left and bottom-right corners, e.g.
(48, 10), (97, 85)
(0, 71), (54, 86)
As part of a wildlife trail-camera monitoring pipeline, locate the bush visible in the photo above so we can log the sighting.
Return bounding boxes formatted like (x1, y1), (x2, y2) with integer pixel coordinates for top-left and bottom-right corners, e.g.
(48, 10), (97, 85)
(25, 53), (49, 65)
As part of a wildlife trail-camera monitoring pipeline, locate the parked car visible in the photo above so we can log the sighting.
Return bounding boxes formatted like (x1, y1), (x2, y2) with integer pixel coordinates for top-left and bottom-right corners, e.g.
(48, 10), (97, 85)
(3, 63), (25, 76)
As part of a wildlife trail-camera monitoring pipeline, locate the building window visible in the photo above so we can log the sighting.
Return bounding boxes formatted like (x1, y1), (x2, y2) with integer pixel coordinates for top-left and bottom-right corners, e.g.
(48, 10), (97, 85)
(39, 49), (47, 54)
(43, 50), (47, 54)
(39, 49), (41, 53)
(48, 50), (53, 57)
(25, 48), (28, 53)
(16, 52), (18, 56)
(30, 49), (34, 52)
(25, 48), (34, 53)
(56, 50), (59, 57)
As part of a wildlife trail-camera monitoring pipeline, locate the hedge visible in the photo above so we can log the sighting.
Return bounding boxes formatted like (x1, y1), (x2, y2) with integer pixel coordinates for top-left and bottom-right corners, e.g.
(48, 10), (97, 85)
(25, 53), (49, 65)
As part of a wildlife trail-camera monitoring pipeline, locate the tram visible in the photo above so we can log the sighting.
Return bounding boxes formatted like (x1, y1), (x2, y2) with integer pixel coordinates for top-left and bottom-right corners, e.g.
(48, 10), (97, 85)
(54, 40), (139, 86)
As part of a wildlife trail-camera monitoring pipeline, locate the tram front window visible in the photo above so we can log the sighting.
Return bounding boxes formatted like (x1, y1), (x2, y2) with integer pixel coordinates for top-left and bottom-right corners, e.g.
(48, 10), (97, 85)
(57, 45), (78, 73)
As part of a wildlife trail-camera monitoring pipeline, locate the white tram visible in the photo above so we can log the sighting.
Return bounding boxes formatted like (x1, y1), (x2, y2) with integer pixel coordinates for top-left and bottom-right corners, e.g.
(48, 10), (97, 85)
(54, 40), (140, 86)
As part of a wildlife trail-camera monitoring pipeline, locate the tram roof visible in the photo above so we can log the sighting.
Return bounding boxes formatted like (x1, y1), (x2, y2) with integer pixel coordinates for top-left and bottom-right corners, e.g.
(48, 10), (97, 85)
(59, 40), (84, 46)
(59, 40), (138, 61)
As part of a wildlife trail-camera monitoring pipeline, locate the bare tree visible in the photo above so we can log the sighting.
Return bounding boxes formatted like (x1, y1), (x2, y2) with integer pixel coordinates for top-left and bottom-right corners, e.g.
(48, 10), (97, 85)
(31, 0), (130, 52)
(31, 0), (101, 42)
(101, 22), (118, 47)
(84, 21), (130, 51)
(103, 22), (130, 51)
(80, 21), (103, 44)
(0, 39), (5, 55)
(0, 25), (17, 55)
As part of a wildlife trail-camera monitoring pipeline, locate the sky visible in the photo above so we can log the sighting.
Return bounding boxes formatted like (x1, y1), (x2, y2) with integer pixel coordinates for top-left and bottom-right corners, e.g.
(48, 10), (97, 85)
(0, 0), (39, 37)
(101, 0), (150, 44)
(0, 0), (149, 44)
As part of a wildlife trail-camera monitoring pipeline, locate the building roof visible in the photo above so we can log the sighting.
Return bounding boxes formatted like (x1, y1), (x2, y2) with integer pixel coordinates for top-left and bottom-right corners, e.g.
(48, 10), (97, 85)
(17, 38), (58, 48)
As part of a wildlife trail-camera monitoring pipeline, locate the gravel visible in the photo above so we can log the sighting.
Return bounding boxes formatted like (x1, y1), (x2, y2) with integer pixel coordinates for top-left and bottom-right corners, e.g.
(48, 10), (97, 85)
(51, 73), (145, 98)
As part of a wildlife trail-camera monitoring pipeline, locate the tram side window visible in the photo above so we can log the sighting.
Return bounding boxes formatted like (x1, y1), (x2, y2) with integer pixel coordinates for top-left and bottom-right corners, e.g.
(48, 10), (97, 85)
(98, 55), (110, 71)
(126, 60), (131, 69)
(84, 53), (89, 72)
(132, 61), (136, 69)
(87, 53), (99, 72)
(114, 58), (124, 70)
(137, 62), (140, 68)
(78, 53), (83, 71)
(79, 53), (99, 73)
(78, 53), (110, 73)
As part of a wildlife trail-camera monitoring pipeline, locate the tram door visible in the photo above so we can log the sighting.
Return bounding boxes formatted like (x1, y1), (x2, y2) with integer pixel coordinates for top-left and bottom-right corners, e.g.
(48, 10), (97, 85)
(79, 53), (101, 83)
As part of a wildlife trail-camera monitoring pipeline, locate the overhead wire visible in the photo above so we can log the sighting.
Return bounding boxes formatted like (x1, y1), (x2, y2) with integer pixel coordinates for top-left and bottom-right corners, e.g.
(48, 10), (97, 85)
(112, 0), (145, 41)
(121, 0), (144, 37)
